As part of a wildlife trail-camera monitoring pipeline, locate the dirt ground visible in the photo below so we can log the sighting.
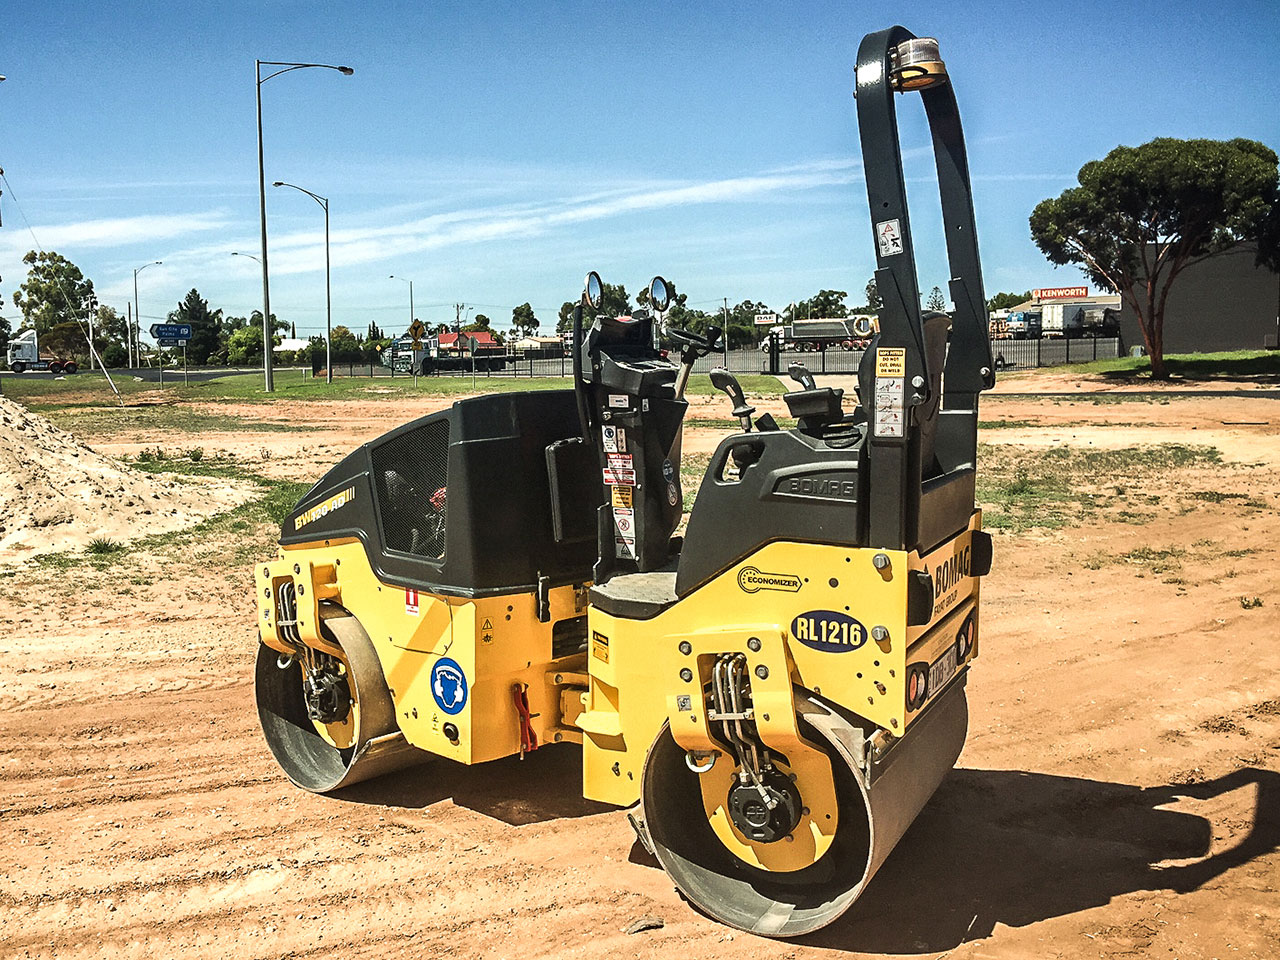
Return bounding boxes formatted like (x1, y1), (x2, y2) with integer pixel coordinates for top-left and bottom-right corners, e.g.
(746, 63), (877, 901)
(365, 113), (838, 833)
(2, 377), (1279, 960)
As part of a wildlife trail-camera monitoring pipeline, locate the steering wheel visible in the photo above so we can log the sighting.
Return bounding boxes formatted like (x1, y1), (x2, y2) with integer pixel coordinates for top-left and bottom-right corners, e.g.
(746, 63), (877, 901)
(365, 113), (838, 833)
(667, 325), (722, 358)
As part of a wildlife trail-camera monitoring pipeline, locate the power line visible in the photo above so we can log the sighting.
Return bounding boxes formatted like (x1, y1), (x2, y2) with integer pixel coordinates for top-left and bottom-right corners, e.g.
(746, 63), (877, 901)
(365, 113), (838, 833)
(0, 168), (123, 405)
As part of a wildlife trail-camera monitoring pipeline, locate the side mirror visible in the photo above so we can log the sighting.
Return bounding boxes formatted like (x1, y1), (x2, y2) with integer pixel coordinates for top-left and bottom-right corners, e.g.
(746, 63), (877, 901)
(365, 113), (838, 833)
(584, 271), (604, 310)
(649, 275), (672, 313)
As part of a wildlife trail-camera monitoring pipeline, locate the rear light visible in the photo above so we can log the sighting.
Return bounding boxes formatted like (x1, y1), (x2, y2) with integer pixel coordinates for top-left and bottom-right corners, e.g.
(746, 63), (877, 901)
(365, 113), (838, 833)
(905, 662), (929, 711)
(955, 614), (975, 661)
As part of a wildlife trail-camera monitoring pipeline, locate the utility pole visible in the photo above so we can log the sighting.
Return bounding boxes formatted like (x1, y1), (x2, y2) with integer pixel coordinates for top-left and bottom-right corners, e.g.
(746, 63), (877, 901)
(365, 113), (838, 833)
(723, 297), (730, 364)
(127, 302), (133, 368)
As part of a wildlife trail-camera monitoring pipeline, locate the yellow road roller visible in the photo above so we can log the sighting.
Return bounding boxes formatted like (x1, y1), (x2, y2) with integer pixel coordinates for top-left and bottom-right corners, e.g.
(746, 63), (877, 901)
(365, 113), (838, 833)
(253, 24), (995, 936)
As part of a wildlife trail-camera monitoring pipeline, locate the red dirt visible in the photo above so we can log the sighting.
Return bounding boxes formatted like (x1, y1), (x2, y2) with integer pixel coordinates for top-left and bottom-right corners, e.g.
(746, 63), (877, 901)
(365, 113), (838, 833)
(1, 385), (1278, 959)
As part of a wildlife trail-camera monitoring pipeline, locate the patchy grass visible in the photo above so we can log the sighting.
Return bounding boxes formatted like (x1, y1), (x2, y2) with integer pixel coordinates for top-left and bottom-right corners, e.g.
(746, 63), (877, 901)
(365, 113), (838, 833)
(977, 443), (1223, 533)
(1056, 349), (1279, 380)
(4, 369), (786, 413)
(86, 537), (126, 556)
(977, 419), (1039, 429)
(29, 404), (311, 437)
(1240, 596), (1265, 610)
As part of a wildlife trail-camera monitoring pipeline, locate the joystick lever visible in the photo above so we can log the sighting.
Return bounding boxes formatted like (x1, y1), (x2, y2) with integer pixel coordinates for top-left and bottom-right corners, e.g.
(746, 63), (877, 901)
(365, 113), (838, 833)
(788, 362), (817, 391)
(710, 367), (755, 432)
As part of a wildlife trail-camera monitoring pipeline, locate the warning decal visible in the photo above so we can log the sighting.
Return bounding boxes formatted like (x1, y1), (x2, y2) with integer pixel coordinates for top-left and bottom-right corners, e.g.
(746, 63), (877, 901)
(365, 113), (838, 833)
(875, 348), (906, 377)
(603, 468), (636, 486)
(876, 218), (903, 257)
(405, 588), (419, 615)
(611, 486), (633, 508)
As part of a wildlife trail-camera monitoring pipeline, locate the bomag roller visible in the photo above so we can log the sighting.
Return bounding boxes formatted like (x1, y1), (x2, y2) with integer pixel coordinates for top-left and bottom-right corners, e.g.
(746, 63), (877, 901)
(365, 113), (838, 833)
(252, 26), (995, 936)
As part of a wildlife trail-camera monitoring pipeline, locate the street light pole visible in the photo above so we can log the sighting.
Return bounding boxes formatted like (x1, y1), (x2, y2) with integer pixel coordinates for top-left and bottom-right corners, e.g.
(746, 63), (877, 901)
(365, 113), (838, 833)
(273, 181), (332, 382)
(132, 260), (161, 369)
(256, 59), (353, 392)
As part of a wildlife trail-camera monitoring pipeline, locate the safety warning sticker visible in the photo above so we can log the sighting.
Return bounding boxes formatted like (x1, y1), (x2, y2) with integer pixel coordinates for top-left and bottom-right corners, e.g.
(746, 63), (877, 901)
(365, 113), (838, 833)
(608, 394), (629, 408)
(875, 347), (906, 377)
(603, 468), (637, 486)
(612, 507), (634, 536)
(602, 425), (627, 453)
(614, 535), (637, 559)
(405, 588), (419, 615)
(607, 452), (633, 471)
(876, 218), (903, 257)
(611, 485), (633, 508)
(874, 347), (906, 438)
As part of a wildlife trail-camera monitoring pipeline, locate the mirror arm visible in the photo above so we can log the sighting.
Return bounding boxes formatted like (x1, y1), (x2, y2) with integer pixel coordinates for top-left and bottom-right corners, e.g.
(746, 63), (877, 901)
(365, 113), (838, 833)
(571, 301), (593, 448)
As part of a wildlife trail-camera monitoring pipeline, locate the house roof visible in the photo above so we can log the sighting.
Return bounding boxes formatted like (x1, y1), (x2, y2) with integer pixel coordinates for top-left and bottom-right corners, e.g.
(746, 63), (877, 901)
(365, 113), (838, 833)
(438, 330), (498, 346)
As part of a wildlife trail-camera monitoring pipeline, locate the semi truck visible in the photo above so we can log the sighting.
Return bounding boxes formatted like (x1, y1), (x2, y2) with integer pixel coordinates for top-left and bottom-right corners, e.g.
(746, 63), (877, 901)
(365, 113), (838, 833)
(382, 335), (509, 374)
(6, 329), (79, 374)
(759, 316), (879, 352)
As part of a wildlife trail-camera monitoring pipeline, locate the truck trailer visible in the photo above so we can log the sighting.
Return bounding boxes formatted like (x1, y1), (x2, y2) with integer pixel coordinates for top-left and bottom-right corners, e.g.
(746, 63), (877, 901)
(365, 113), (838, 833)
(6, 329), (78, 375)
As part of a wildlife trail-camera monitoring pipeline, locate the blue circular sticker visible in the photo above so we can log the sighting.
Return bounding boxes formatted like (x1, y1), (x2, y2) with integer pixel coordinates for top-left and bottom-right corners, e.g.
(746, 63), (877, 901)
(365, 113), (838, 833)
(431, 657), (469, 715)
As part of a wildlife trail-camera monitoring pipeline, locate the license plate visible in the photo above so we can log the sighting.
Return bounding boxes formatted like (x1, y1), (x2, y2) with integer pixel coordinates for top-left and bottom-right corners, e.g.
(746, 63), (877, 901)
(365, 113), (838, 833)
(928, 645), (958, 698)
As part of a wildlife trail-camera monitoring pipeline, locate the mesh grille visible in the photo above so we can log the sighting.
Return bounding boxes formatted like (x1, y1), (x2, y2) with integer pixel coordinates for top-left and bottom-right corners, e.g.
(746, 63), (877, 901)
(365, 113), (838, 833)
(371, 419), (450, 559)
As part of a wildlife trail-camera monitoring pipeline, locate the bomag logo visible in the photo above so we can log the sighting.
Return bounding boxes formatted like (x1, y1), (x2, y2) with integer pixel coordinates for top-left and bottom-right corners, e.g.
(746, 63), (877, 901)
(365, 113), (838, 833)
(785, 476), (857, 499)
(737, 566), (803, 593)
(932, 545), (972, 598)
(294, 486), (356, 531)
(791, 610), (867, 653)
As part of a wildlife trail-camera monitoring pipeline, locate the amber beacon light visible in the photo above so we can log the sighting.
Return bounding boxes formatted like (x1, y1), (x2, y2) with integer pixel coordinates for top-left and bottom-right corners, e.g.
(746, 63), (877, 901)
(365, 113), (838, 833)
(890, 36), (948, 91)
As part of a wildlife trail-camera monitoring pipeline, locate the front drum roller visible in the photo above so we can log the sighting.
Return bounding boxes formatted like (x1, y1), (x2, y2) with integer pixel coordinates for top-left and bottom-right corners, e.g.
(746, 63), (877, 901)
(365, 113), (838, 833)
(255, 605), (426, 792)
(640, 679), (969, 937)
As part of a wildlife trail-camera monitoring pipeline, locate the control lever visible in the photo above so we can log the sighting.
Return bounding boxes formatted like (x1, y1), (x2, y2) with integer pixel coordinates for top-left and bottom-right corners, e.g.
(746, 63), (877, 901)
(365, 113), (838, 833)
(788, 362), (817, 391)
(709, 367), (755, 432)
(670, 325), (723, 400)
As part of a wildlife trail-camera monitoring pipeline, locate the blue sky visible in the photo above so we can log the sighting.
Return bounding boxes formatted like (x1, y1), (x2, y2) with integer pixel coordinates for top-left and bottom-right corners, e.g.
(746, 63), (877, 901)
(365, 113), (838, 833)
(2, 0), (1278, 339)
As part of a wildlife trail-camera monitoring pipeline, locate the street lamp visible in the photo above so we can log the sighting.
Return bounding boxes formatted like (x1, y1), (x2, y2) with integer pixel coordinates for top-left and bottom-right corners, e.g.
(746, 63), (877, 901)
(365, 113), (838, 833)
(132, 260), (161, 369)
(389, 275), (415, 330)
(230, 251), (262, 264)
(256, 59), (353, 392)
(273, 181), (332, 383)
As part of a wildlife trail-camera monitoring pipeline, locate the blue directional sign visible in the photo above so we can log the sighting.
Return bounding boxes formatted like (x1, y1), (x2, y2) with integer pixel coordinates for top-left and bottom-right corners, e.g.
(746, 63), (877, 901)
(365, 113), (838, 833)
(150, 323), (192, 339)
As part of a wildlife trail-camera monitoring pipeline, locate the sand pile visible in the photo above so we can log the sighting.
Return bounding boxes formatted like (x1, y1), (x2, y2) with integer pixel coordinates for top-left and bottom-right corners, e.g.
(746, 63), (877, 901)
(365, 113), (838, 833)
(0, 397), (249, 561)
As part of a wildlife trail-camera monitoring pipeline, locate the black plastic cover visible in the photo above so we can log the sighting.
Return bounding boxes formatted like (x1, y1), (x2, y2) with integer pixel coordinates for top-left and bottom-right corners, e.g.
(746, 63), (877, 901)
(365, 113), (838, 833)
(280, 390), (596, 597)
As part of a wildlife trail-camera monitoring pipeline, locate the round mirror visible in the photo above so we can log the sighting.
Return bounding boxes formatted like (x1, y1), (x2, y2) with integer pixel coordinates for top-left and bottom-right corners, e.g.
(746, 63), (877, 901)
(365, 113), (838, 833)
(649, 275), (671, 312)
(585, 271), (604, 310)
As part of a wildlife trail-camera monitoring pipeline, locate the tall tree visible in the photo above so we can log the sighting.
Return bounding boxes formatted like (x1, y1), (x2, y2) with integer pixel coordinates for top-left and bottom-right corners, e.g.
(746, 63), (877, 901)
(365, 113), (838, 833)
(12, 251), (95, 334)
(366, 319), (384, 341)
(925, 286), (947, 312)
(511, 302), (539, 338)
(171, 289), (223, 365)
(791, 289), (849, 320)
(1030, 137), (1279, 378)
(864, 277), (883, 312)
(987, 290), (1032, 312)
(557, 281), (632, 333)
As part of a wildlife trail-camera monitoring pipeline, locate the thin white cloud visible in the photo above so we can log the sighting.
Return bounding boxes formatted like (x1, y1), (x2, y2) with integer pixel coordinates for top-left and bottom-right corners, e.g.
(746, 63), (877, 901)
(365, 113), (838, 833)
(159, 166), (867, 277)
(0, 211), (231, 261)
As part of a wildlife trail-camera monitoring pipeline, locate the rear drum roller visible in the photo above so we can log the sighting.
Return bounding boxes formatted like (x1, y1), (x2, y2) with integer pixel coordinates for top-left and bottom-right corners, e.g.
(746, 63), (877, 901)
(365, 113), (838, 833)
(255, 605), (425, 792)
(640, 683), (969, 937)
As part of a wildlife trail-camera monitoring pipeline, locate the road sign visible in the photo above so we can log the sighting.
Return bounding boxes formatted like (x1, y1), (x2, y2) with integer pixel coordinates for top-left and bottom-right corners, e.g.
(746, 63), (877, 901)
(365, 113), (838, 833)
(150, 323), (192, 339)
(407, 319), (427, 341)
(156, 338), (188, 347)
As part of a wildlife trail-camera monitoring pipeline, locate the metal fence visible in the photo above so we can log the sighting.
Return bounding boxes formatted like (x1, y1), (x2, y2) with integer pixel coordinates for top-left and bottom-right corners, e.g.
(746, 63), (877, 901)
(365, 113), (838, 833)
(321, 336), (1122, 380)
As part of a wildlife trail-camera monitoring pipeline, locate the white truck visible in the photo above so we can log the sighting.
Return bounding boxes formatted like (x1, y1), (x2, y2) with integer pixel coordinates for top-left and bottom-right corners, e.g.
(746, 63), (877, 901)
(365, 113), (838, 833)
(6, 328), (79, 374)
